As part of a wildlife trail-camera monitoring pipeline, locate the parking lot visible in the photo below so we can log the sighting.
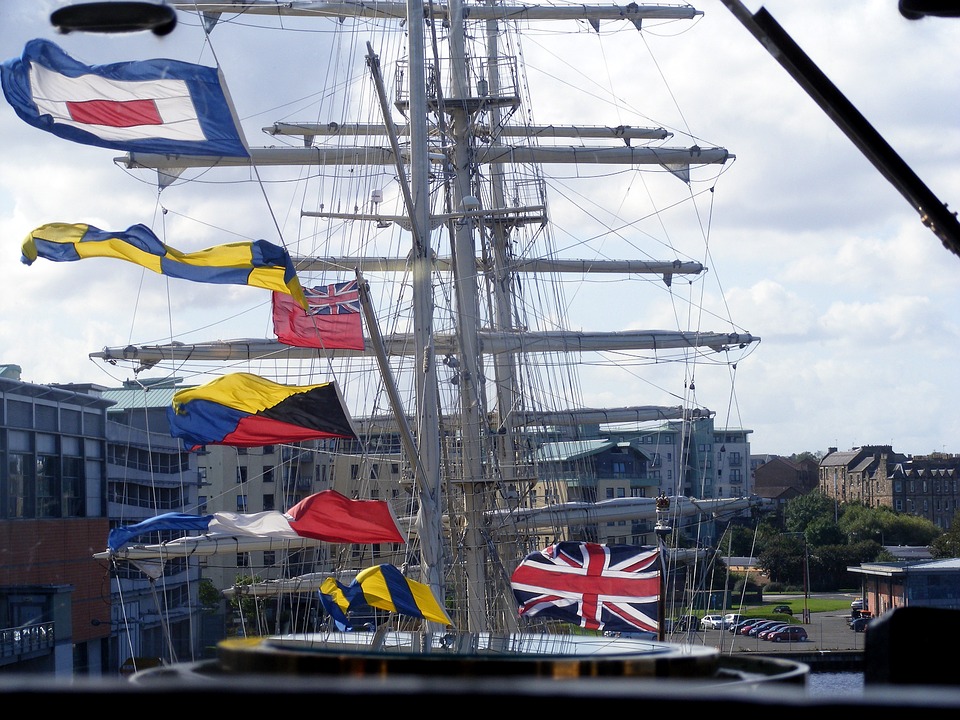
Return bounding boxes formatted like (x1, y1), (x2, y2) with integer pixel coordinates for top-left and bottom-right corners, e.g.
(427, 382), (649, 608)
(668, 610), (868, 653)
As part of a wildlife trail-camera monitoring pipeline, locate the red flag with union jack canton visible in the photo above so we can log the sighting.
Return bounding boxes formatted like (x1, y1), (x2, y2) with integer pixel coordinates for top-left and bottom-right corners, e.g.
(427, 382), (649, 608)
(272, 280), (364, 350)
(510, 541), (660, 633)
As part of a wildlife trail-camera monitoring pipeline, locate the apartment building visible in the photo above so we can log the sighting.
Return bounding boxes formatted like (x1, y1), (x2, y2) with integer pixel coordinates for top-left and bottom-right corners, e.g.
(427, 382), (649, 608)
(0, 364), (111, 675)
(97, 378), (205, 669)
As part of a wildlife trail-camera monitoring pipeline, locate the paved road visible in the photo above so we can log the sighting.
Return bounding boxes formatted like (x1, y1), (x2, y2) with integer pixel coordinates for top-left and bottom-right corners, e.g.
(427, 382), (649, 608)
(669, 610), (867, 653)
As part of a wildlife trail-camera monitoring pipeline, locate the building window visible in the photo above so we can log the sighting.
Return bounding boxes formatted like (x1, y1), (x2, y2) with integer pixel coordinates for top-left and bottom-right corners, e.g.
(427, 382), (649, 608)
(198, 495), (208, 514)
(263, 494), (275, 511)
(263, 465), (274, 483)
(36, 454), (60, 518)
(237, 494), (247, 512)
(236, 553), (249, 568)
(61, 448), (83, 517)
(7, 452), (32, 518)
(237, 466), (248, 484)
(606, 488), (614, 500)
(263, 551), (276, 566)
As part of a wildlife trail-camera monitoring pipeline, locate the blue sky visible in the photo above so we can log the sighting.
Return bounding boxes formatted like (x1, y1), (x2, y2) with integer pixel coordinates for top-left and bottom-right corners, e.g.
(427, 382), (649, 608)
(2, 1), (960, 457)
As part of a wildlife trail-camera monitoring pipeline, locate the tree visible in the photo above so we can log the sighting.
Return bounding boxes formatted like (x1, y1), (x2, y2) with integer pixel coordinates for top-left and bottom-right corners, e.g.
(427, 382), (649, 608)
(783, 491), (836, 533)
(930, 511), (960, 558)
(199, 578), (223, 613)
(810, 542), (878, 591)
(756, 534), (806, 586)
(725, 519), (778, 556)
(839, 502), (940, 546)
(804, 515), (846, 547)
(891, 514), (942, 546)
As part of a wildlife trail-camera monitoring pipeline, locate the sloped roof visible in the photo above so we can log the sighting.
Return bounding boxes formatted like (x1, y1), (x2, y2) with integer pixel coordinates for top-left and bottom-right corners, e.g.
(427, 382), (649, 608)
(883, 545), (933, 561)
(536, 439), (615, 462)
(820, 450), (861, 467)
(100, 385), (182, 411)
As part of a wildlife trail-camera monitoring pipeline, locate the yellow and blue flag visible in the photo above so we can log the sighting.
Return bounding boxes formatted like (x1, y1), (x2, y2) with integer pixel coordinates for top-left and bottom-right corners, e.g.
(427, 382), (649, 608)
(319, 564), (452, 629)
(22, 222), (306, 308)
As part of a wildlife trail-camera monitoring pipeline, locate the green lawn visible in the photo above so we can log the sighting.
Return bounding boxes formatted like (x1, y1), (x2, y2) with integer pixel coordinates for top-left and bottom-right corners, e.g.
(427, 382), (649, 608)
(735, 597), (850, 618)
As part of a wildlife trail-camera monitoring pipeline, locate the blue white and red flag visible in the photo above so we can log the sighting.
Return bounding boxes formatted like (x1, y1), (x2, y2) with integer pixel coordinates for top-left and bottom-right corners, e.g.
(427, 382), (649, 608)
(272, 280), (364, 350)
(510, 541), (660, 633)
(1, 38), (248, 157)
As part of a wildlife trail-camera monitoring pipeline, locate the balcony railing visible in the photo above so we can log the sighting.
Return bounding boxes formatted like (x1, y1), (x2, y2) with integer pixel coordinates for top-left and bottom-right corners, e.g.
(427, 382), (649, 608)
(0, 622), (55, 662)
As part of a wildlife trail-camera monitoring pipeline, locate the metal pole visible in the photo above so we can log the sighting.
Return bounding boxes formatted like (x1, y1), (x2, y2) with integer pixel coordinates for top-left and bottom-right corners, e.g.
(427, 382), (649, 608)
(655, 494), (671, 642)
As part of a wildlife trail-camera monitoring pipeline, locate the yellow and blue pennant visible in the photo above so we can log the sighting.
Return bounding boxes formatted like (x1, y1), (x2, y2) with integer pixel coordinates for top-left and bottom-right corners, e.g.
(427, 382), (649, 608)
(22, 222), (306, 308)
(320, 564), (452, 629)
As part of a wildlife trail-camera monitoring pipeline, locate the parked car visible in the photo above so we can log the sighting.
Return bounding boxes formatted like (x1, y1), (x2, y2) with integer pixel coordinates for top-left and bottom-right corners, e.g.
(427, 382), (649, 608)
(851, 598), (866, 611)
(729, 618), (761, 634)
(737, 618), (770, 635)
(758, 622), (790, 640)
(850, 616), (872, 633)
(772, 604), (793, 615)
(723, 613), (743, 628)
(747, 620), (781, 637)
(769, 625), (808, 643)
(700, 614), (726, 630)
(672, 615), (700, 632)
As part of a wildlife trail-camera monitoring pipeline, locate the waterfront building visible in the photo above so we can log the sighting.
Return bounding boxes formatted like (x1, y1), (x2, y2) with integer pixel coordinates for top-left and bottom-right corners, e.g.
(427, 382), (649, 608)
(0, 364), (112, 675)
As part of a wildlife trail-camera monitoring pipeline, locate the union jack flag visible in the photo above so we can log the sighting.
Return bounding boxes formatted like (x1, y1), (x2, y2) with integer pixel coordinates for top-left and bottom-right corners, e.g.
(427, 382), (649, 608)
(272, 279), (364, 350)
(510, 541), (660, 633)
(305, 280), (361, 316)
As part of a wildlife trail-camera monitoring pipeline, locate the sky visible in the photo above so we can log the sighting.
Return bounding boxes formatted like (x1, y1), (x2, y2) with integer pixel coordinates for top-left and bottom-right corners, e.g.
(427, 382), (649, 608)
(2, 1), (960, 458)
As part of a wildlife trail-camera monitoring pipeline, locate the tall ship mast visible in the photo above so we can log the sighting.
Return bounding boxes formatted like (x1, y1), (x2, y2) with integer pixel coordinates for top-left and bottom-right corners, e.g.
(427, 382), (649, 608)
(3, 0), (766, 652)
(85, 0), (762, 636)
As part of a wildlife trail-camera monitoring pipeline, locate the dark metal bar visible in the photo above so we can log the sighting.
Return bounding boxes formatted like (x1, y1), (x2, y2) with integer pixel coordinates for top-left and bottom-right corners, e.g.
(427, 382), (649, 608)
(721, 0), (960, 259)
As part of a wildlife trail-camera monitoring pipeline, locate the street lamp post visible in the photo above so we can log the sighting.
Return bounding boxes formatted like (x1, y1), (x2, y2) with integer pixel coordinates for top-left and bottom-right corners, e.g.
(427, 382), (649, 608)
(655, 494), (672, 642)
(786, 531), (810, 624)
(802, 537), (810, 624)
